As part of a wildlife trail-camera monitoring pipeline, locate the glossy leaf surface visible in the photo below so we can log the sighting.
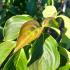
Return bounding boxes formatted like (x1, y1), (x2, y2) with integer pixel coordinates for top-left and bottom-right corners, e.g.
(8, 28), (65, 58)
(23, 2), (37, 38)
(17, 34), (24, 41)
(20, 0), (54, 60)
(3, 49), (28, 70)
(29, 35), (60, 70)
(4, 15), (33, 41)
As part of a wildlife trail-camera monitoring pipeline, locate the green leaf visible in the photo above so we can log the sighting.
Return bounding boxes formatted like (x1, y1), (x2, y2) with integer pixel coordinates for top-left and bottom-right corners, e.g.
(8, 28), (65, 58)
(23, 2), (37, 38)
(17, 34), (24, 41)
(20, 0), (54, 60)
(59, 63), (70, 70)
(29, 35), (60, 70)
(50, 27), (60, 35)
(3, 15), (33, 41)
(0, 41), (16, 65)
(58, 15), (70, 39)
(58, 15), (70, 49)
(59, 47), (70, 63)
(42, 6), (57, 18)
(14, 49), (28, 70)
(58, 47), (70, 70)
(3, 49), (28, 70)
(3, 55), (16, 70)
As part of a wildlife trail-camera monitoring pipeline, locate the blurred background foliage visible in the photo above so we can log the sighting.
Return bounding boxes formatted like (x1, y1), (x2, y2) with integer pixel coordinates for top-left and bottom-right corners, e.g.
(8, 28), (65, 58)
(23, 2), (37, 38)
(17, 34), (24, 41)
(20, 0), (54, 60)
(0, 0), (70, 26)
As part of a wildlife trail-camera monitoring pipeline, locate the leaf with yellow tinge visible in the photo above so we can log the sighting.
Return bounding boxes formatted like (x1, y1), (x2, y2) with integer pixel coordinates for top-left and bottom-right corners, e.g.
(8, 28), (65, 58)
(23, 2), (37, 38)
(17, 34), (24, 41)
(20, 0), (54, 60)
(14, 20), (43, 53)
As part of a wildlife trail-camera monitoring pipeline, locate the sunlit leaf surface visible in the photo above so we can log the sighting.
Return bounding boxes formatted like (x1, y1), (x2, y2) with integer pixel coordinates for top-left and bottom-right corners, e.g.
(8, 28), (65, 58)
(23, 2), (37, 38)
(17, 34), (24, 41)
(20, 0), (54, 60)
(3, 49), (28, 70)
(0, 41), (16, 65)
(29, 35), (60, 70)
(3, 15), (33, 41)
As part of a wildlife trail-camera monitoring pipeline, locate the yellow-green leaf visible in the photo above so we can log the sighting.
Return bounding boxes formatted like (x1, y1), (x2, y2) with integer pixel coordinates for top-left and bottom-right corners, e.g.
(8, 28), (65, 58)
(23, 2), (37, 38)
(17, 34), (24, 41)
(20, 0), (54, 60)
(0, 41), (16, 65)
